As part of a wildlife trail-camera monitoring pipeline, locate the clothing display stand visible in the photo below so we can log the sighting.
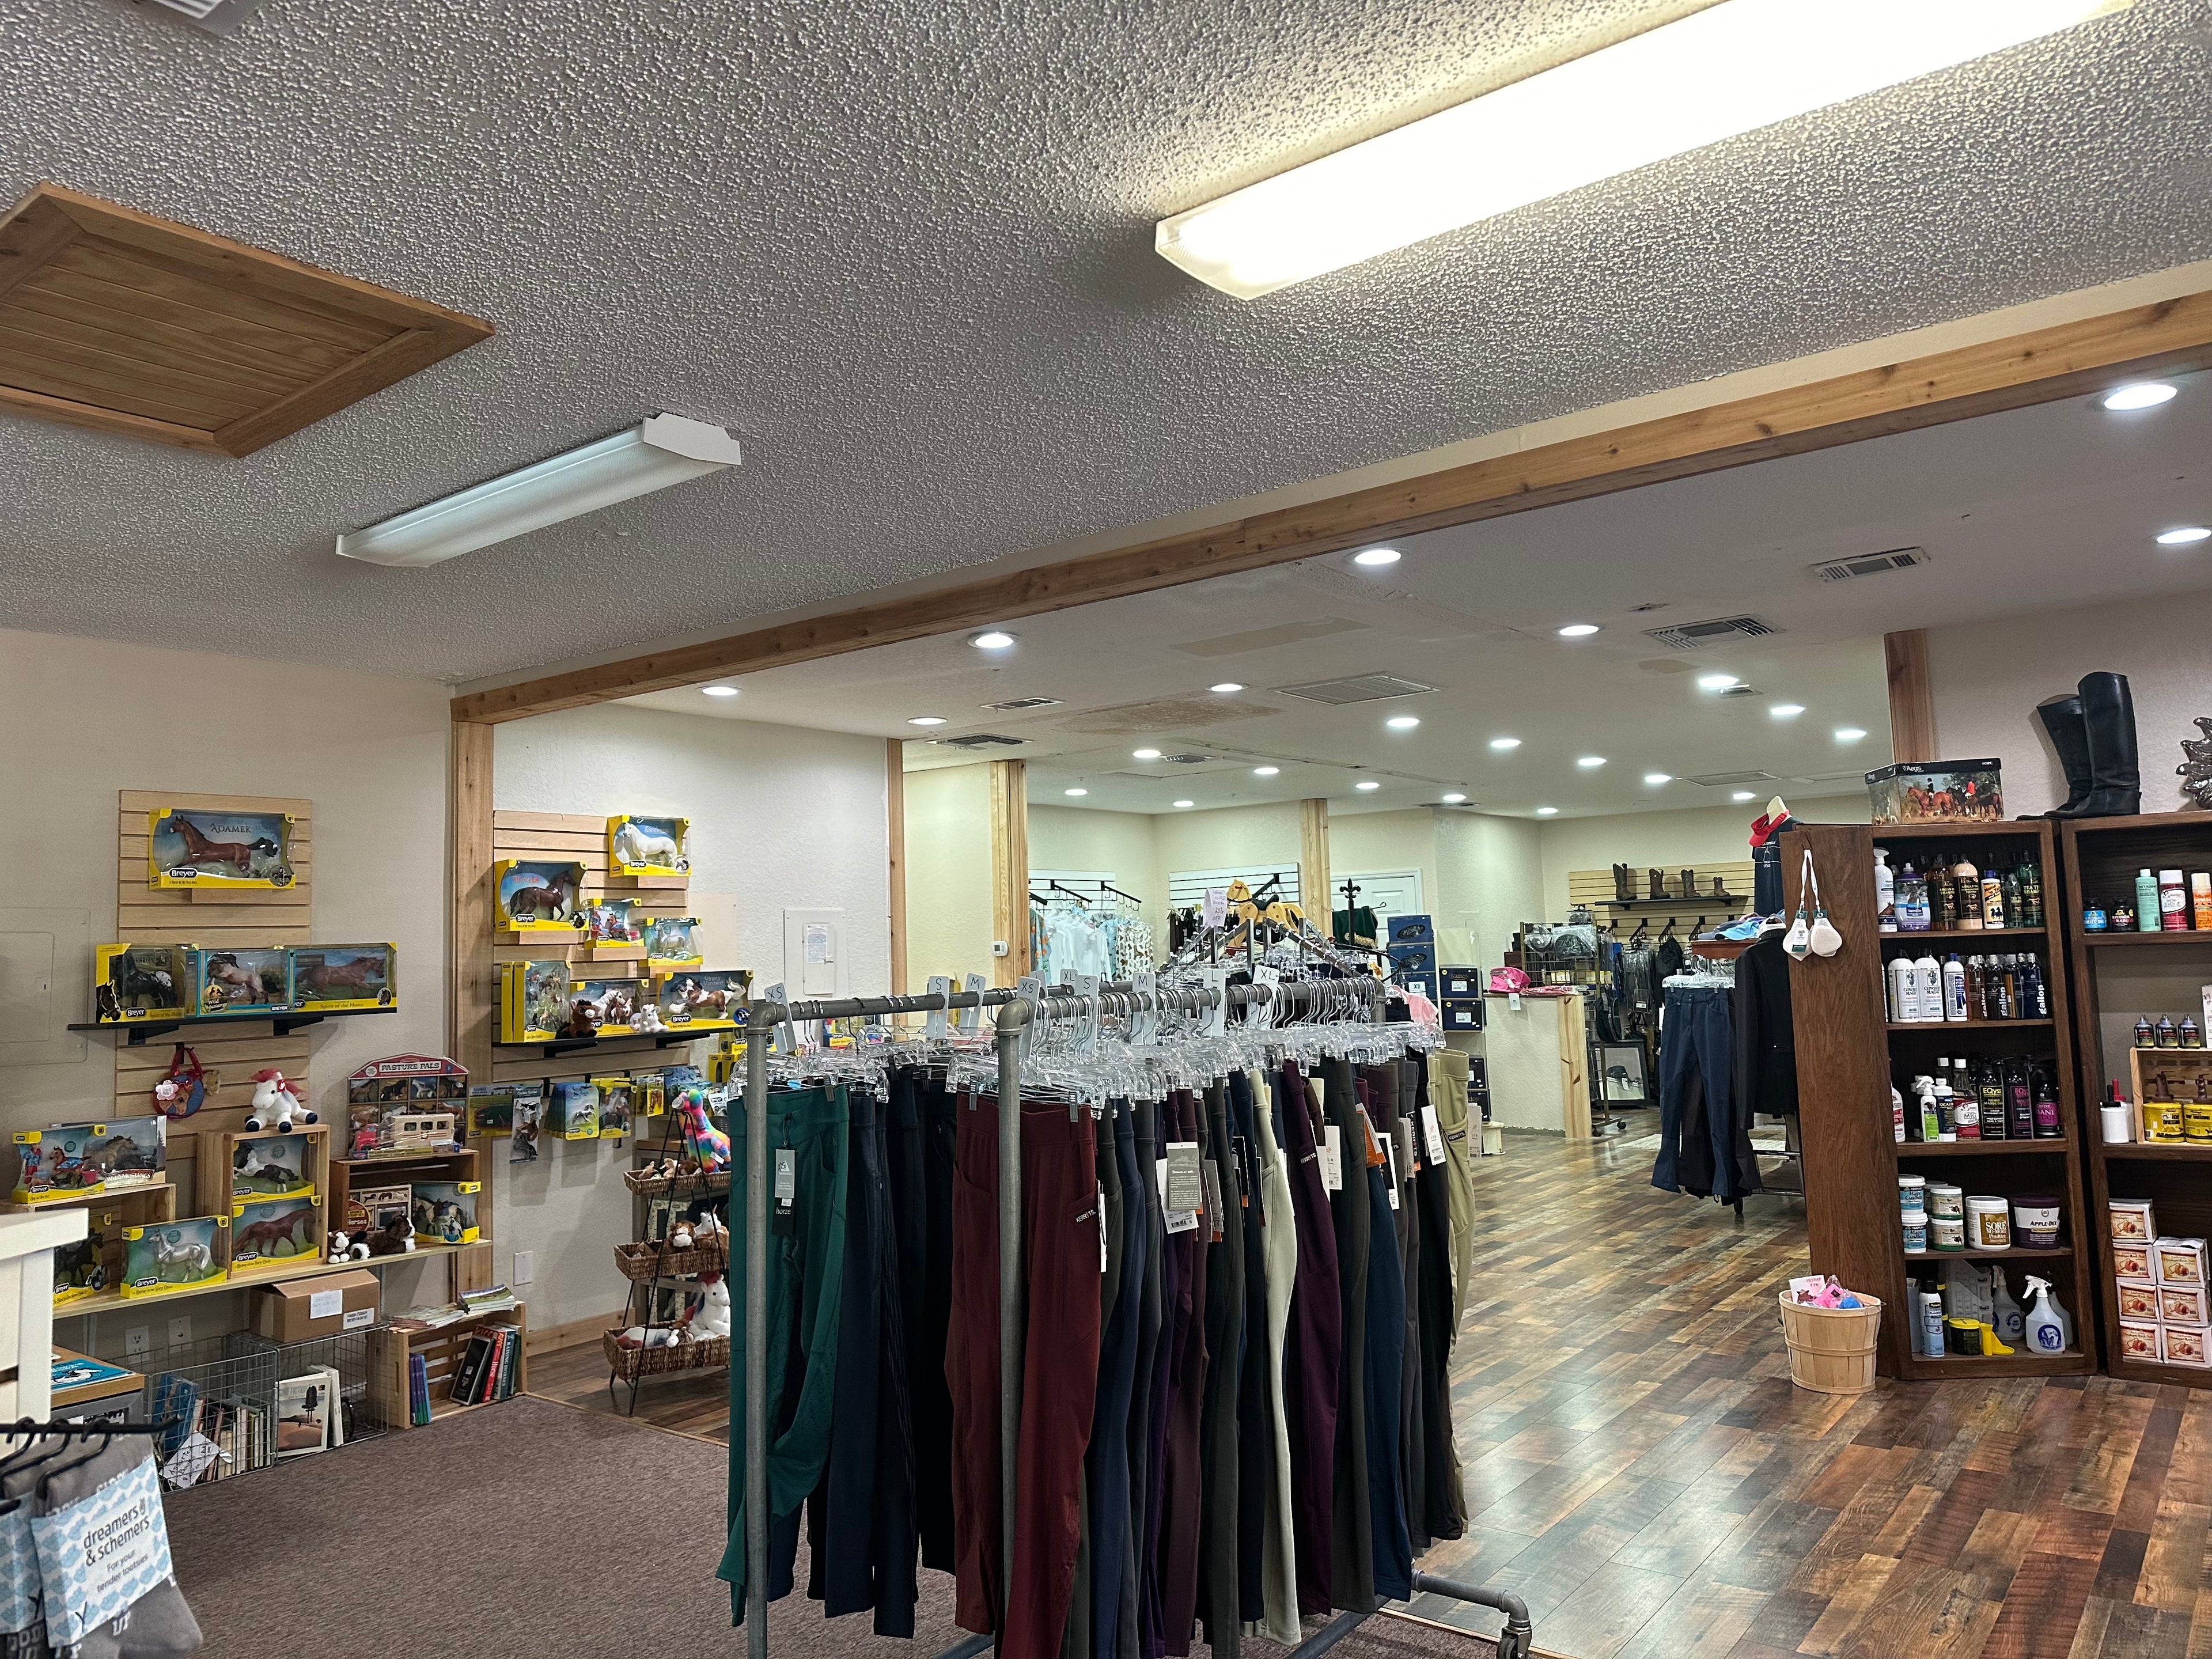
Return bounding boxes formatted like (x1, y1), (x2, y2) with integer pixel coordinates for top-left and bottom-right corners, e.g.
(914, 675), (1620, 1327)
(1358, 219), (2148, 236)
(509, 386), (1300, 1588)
(732, 976), (1533, 1659)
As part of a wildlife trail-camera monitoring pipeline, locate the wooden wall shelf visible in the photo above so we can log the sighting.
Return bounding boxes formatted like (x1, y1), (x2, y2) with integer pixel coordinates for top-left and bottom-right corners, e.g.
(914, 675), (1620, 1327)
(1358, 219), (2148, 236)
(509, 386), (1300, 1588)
(1786, 821), (2096, 1380)
(2061, 810), (2212, 1392)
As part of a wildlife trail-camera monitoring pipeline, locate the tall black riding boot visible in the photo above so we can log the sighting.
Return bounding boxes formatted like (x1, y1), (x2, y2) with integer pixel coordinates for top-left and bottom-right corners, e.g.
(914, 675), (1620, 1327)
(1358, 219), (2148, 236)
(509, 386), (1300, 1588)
(2056, 672), (2140, 819)
(2027, 695), (2093, 818)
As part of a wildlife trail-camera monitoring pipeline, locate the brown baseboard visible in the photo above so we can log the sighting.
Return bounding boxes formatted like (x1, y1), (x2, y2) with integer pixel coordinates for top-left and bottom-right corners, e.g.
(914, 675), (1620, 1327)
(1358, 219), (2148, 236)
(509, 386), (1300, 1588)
(524, 1309), (623, 1355)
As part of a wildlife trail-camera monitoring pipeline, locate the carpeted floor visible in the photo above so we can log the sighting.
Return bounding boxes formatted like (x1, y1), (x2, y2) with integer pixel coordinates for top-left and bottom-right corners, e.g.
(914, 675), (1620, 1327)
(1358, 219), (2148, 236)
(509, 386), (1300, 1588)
(167, 1394), (1499, 1658)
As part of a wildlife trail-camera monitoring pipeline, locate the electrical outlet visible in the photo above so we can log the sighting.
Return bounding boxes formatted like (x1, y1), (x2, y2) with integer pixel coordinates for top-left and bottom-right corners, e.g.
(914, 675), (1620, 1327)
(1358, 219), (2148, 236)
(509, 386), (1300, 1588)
(513, 1249), (534, 1285)
(124, 1325), (151, 1359)
(167, 1316), (192, 1349)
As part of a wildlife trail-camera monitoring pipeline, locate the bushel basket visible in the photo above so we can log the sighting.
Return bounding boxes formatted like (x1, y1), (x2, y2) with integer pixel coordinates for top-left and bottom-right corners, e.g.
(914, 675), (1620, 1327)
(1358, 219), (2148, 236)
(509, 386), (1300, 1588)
(1778, 1290), (1883, 1395)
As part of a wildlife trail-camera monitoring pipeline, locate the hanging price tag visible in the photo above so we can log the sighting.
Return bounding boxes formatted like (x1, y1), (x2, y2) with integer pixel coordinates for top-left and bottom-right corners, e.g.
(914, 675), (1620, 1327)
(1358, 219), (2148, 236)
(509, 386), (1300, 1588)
(1132, 972), (1158, 1043)
(959, 972), (988, 1034)
(1320, 1124), (1344, 1191)
(1202, 887), (1229, 930)
(1165, 1141), (1203, 1212)
(772, 1146), (798, 1234)
(1421, 1104), (1446, 1165)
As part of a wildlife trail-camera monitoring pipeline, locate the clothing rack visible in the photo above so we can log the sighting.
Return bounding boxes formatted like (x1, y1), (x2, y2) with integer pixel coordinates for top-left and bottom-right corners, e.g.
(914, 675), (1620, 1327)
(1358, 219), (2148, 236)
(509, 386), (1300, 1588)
(734, 976), (1532, 1659)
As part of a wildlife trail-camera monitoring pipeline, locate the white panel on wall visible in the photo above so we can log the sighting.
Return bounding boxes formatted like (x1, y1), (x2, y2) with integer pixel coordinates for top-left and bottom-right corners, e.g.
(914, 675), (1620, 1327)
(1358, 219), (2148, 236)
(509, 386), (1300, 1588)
(0, 910), (89, 1065)
(785, 907), (849, 1001)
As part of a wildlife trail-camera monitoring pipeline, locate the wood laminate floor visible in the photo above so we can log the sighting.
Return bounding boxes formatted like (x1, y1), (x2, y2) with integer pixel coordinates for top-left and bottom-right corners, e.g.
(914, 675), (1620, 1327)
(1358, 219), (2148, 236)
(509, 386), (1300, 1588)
(529, 1118), (2210, 1658)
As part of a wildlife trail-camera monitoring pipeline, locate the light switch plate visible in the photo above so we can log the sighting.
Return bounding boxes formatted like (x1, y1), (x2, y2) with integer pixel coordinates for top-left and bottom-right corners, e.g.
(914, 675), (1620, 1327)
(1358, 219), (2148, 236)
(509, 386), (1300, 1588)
(513, 1249), (535, 1285)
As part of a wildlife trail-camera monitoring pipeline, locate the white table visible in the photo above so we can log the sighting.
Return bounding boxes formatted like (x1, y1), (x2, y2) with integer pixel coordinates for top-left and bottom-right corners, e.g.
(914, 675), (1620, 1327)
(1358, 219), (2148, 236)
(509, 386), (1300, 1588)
(0, 1208), (90, 1422)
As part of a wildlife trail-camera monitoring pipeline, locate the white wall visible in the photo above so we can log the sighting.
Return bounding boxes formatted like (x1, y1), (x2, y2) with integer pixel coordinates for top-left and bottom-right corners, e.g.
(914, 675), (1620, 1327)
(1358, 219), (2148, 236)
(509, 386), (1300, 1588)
(1330, 808), (1442, 918)
(904, 764), (996, 986)
(1028, 802), (1165, 938)
(1928, 592), (2212, 817)
(493, 703), (893, 1327)
(1535, 794), (1868, 916)
(1152, 801), (1303, 885)
(1433, 811), (1546, 973)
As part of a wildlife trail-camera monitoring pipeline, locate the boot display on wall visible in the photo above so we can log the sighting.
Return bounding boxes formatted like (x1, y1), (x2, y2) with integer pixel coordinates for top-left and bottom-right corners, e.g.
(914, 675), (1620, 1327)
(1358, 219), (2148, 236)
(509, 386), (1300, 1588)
(1613, 862), (1636, 903)
(2053, 672), (2141, 818)
(1649, 868), (1666, 900)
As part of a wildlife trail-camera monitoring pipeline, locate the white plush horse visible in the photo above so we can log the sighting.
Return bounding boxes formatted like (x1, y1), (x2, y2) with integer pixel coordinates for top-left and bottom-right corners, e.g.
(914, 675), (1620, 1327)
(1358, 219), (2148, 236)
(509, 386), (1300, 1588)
(689, 1274), (732, 1341)
(613, 820), (686, 870)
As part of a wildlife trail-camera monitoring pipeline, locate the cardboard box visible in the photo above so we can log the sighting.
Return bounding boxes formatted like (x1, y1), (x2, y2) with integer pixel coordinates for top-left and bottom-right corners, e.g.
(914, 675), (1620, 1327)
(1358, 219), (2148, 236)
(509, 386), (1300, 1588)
(2119, 1320), (2161, 1362)
(1864, 758), (2003, 824)
(2110, 1199), (2156, 1242)
(2156, 1235), (2208, 1285)
(253, 1269), (381, 1344)
(2115, 1280), (2163, 1323)
(2160, 1284), (2210, 1327)
(2162, 1323), (2210, 1366)
(2113, 1242), (2152, 1280)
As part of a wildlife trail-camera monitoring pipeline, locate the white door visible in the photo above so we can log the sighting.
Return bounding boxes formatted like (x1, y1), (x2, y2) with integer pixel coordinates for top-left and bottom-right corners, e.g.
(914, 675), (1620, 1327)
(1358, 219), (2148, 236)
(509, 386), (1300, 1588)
(1335, 869), (1424, 924)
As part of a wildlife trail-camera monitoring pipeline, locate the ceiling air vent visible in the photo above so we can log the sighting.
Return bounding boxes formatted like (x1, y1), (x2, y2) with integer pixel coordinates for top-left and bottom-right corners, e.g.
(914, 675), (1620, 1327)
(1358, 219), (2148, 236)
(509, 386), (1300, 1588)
(1164, 753), (1214, 765)
(135, 0), (272, 33)
(933, 733), (1026, 749)
(1642, 615), (1779, 650)
(1813, 547), (1930, 583)
(1717, 684), (1760, 698)
(983, 696), (1062, 711)
(1685, 770), (1779, 787)
(1270, 673), (1434, 705)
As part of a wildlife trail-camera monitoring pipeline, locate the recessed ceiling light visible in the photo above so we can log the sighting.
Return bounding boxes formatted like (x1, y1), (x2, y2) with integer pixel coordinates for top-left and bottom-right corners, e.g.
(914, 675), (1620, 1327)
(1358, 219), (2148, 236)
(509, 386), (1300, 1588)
(907, 715), (946, 726)
(1253, 766), (1281, 777)
(2104, 381), (2179, 411)
(1385, 715), (1421, 730)
(1488, 736), (1521, 751)
(1173, 800), (1196, 809)
(2157, 526), (2211, 546)
(1351, 547), (1402, 567)
(1210, 681), (1245, 694)
(1770, 704), (1805, 719)
(1643, 772), (1672, 785)
(1355, 780), (1381, 791)
(1441, 792), (1467, 804)
(1065, 787), (1088, 797)
(1556, 623), (1601, 638)
(1835, 726), (1868, 743)
(1696, 673), (1740, 691)
(1132, 747), (1162, 759)
(1732, 790), (1756, 802)
(1536, 806), (1558, 817)
(701, 685), (738, 698)
(1152, 1), (2122, 298)
(1577, 756), (1606, 769)
(970, 630), (1017, 650)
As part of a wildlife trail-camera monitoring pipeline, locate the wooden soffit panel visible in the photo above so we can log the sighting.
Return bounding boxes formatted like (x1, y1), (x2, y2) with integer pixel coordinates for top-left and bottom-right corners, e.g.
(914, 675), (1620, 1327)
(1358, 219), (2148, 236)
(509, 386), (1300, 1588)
(0, 182), (493, 456)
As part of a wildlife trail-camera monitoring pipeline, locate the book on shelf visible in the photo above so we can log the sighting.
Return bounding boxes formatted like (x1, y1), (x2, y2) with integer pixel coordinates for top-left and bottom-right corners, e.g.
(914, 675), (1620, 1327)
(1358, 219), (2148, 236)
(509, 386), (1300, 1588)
(449, 1332), (492, 1403)
(408, 1353), (430, 1426)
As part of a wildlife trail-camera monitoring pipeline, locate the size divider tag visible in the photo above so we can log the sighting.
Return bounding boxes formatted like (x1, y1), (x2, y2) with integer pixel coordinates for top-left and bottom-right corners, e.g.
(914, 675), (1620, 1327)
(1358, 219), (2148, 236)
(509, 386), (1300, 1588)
(1165, 1141), (1204, 1213)
(959, 972), (987, 1034)
(762, 980), (797, 1054)
(1073, 973), (1102, 1056)
(925, 975), (951, 1040)
(1202, 966), (1229, 1037)
(1016, 974), (1045, 1059)
(1201, 1158), (1225, 1242)
(1132, 972), (1158, 1044)
(1246, 963), (1280, 1027)
(1421, 1104), (1446, 1164)
(773, 1146), (798, 1234)
(1320, 1124), (1344, 1191)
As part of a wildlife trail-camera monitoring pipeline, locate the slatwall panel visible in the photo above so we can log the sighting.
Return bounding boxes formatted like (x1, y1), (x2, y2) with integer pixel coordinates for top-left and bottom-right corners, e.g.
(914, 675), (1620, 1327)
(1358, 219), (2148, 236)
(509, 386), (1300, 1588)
(1166, 863), (1301, 908)
(487, 810), (718, 1090)
(1565, 859), (1756, 933)
(113, 790), (313, 1201)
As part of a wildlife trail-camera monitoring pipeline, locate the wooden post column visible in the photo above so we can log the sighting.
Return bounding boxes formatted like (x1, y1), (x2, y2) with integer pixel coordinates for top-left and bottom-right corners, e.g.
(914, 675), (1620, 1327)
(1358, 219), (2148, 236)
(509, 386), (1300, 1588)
(886, 739), (908, 996)
(989, 759), (1029, 985)
(1300, 799), (1332, 922)
(1884, 630), (1937, 763)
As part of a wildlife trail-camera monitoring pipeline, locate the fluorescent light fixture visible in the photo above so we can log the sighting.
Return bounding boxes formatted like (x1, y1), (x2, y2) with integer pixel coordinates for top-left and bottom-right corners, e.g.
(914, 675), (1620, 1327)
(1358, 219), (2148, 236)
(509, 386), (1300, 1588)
(1835, 726), (1869, 742)
(1133, 747), (1163, 759)
(1355, 780), (1382, 791)
(1173, 800), (1196, 809)
(2104, 381), (2178, 410)
(970, 631), (1017, 650)
(1441, 792), (1467, 804)
(1156, 0), (2129, 298)
(906, 714), (945, 726)
(1065, 787), (1088, 797)
(1697, 673), (1740, 691)
(336, 413), (741, 567)
(1386, 715), (1421, 730)
(1770, 703), (1806, 719)
(2157, 526), (2211, 546)
(1732, 790), (1756, 802)
(1556, 623), (1601, 638)
(1351, 546), (1402, 567)
(1577, 756), (1606, 769)
(1536, 806), (1559, 817)
(1488, 736), (1521, 751)
(700, 684), (739, 698)
(1253, 766), (1281, 777)
(1643, 772), (1672, 785)
(1210, 682), (1245, 694)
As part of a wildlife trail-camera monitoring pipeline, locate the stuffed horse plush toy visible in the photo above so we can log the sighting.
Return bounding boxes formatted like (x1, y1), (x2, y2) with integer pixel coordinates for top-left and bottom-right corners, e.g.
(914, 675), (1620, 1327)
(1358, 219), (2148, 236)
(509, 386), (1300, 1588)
(674, 1088), (732, 1171)
(244, 1069), (317, 1133)
(688, 1273), (733, 1342)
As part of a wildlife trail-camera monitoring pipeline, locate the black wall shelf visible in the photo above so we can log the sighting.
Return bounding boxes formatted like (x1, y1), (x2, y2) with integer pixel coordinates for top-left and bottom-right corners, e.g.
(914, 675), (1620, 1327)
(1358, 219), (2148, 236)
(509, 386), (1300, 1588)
(69, 1006), (397, 1046)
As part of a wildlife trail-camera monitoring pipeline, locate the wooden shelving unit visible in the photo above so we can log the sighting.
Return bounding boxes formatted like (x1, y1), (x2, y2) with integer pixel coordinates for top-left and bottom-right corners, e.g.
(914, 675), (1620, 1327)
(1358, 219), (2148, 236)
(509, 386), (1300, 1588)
(1786, 820), (2096, 1380)
(2059, 810), (2212, 1391)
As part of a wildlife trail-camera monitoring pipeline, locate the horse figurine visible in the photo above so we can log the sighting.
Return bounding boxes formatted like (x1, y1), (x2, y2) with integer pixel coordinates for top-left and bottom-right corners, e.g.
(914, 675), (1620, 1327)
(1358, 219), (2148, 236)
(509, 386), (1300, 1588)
(506, 876), (578, 924)
(613, 820), (687, 871)
(203, 953), (268, 1004)
(172, 816), (279, 874)
(153, 1231), (213, 1281)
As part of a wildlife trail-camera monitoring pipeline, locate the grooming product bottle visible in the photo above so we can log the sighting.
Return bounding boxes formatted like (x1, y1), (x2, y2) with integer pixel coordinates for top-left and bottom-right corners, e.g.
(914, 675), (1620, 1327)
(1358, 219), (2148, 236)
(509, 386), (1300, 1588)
(2138, 869), (2161, 933)
(1975, 1058), (2008, 1141)
(1892, 1086), (1906, 1143)
(1933, 874), (1957, 931)
(1981, 866), (2008, 930)
(2158, 1014), (2179, 1048)
(2018, 857), (2043, 926)
(1888, 956), (1917, 1024)
(2137, 1015), (2157, 1048)
(1943, 955), (1967, 1022)
(1915, 953), (1943, 1023)
(2084, 896), (2108, 931)
(2032, 1065), (2060, 1138)
(2115, 899), (2137, 930)
(1916, 1074), (1944, 1142)
(2162, 869), (2190, 931)
(1953, 859), (1982, 930)
(1919, 1290), (1946, 1358)
(2194, 873), (2212, 932)
(1874, 850), (1896, 933)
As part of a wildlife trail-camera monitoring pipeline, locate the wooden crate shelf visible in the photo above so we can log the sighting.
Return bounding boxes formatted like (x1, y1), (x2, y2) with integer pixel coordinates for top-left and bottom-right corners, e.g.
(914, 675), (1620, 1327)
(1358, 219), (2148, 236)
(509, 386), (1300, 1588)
(367, 1305), (528, 1428)
(1786, 821), (2096, 1380)
(2061, 810), (2212, 1392)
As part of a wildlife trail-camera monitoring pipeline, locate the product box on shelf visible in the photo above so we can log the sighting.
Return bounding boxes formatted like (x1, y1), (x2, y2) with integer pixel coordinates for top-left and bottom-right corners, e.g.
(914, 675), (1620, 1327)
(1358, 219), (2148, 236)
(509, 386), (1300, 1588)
(592, 1077), (634, 1138)
(1438, 965), (1483, 1001)
(410, 1181), (482, 1246)
(1387, 914), (1435, 947)
(569, 977), (652, 1037)
(1441, 1003), (1482, 1032)
(253, 1268), (381, 1343)
(493, 858), (590, 934)
(2162, 1324), (2211, 1367)
(52, 1224), (116, 1307)
(228, 1131), (315, 1200)
(642, 915), (704, 972)
(229, 1194), (323, 1268)
(146, 806), (296, 890)
(2116, 1280), (2163, 1323)
(188, 947), (289, 1016)
(607, 814), (691, 878)
(2156, 1236), (2208, 1285)
(2119, 1319), (2162, 1362)
(287, 944), (396, 1012)
(500, 960), (573, 1043)
(2111, 1199), (2156, 1242)
(2160, 1284), (2210, 1327)
(1863, 759), (2005, 825)
(92, 943), (194, 1023)
(1387, 942), (1437, 975)
(550, 1080), (600, 1140)
(342, 1180), (414, 1240)
(10, 1122), (154, 1204)
(120, 1215), (229, 1297)
(467, 1084), (516, 1138)
(344, 1054), (469, 1157)
(657, 968), (751, 1030)
(581, 898), (646, 960)
(2114, 1241), (2153, 1280)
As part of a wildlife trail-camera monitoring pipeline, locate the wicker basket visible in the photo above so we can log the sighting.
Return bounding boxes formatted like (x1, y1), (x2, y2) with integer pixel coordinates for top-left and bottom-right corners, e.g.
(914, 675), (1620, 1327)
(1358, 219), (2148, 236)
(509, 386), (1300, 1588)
(623, 1166), (733, 1198)
(614, 1240), (730, 1281)
(601, 1329), (731, 1380)
(1778, 1291), (1883, 1395)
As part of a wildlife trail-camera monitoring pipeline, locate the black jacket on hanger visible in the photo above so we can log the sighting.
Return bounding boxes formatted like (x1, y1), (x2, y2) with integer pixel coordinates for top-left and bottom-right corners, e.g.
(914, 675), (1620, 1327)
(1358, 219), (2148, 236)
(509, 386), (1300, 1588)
(1730, 930), (1796, 1194)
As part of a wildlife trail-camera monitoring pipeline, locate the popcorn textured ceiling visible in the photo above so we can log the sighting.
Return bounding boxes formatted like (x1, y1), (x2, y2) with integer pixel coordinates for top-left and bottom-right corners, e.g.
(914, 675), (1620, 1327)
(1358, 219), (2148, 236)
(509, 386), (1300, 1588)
(0, 0), (2205, 684)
